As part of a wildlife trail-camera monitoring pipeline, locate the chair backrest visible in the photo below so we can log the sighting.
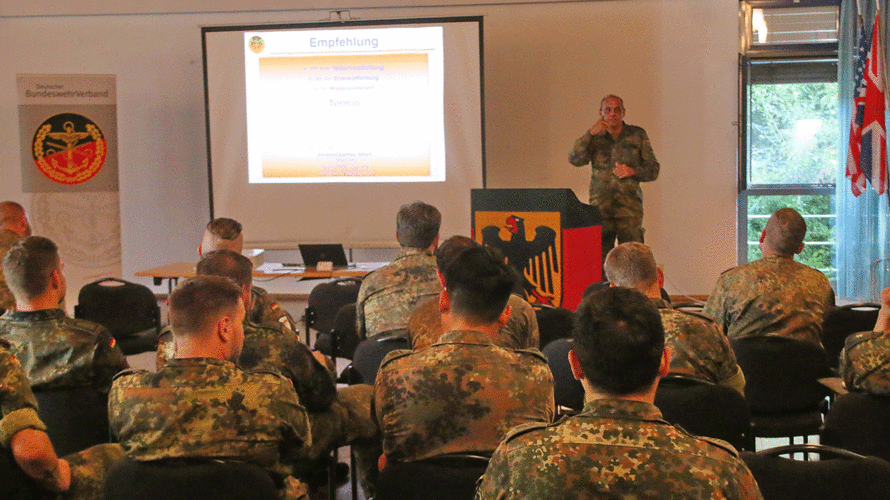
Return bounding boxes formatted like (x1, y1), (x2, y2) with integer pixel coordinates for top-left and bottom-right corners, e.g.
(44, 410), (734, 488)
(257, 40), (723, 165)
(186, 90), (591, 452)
(654, 374), (752, 451)
(541, 338), (584, 411)
(822, 303), (880, 368)
(0, 447), (42, 500)
(730, 336), (830, 414)
(305, 277), (362, 334)
(326, 302), (361, 360)
(822, 391), (890, 462)
(351, 335), (409, 384)
(75, 278), (160, 338)
(741, 444), (890, 500)
(375, 453), (490, 500)
(535, 307), (575, 353)
(102, 458), (280, 500)
(34, 386), (110, 456)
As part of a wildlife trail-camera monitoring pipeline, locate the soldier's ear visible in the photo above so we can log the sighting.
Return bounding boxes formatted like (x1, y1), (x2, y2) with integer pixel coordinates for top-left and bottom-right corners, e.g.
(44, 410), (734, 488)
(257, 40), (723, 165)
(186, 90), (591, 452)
(216, 315), (232, 343)
(496, 305), (512, 327)
(568, 349), (585, 381)
(438, 289), (450, 314)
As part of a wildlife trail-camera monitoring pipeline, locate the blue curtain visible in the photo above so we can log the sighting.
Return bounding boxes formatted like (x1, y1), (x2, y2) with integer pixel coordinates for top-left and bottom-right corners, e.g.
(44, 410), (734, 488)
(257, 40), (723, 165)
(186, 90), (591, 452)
(837, 0), (890, 302)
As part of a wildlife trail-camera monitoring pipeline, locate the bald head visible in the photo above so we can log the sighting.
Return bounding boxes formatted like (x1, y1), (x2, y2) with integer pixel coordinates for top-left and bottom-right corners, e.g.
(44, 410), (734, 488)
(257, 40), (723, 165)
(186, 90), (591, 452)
(761, 208), (807, 257)
(0, 201), (31, 237)
(604, 242), (658, 291)
(200, 218), (243, 255)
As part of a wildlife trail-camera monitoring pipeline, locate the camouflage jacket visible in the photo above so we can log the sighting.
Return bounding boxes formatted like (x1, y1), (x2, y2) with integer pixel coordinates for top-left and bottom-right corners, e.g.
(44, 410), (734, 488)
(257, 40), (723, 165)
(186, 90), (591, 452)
(703, 256), (834, 345)
(568, 124), (660, 218)
(0, 309), (127, 393)
(841, 330), (890, 396)
(109, 357), (311, 476)
(157, 321), (336, 413)
(408, 294), (539, 351)
(655, 299), (745, 392)
(0, 340), (46, 448)
(356, 248), (441, 339)
(250, 285), (297, 334)
(373, 329), (554, 463)
(0, 229), (22, 311)
(475, 398), (763, 500)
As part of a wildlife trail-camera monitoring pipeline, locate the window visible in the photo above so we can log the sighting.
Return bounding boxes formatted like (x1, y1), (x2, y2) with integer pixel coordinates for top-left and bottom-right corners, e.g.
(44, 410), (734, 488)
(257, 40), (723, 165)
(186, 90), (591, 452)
(739, 1), (840, 283)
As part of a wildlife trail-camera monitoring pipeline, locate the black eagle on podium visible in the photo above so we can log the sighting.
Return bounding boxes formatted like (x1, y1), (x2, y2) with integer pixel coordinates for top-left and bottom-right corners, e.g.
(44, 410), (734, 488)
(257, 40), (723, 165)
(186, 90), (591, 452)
(481, 215), (559, 306)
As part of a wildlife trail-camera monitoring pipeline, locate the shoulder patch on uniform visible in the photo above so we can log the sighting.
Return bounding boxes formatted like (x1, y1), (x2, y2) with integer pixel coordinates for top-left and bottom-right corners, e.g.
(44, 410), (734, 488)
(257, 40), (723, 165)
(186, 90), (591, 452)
(503, 420), (552, 442)
(378, 348), (414, 368)
(112, 368), (148, 381)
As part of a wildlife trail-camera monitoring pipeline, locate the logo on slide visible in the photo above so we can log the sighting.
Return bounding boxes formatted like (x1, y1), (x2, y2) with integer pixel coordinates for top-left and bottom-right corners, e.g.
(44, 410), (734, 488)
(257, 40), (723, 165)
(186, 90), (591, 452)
(31, 113), (106, 185)
(248, 36), (265, 54)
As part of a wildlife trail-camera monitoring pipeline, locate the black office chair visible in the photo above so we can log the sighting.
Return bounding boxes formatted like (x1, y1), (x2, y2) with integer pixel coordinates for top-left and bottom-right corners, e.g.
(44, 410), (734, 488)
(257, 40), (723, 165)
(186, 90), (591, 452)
(75, 278), (161, 355)
(822, 303), (880, 370)
(740, 444), (890, 500)
(822, 391), (890, 462)
(315, 302), (361, 362)
(541, 338), (584, 411)
(0, 447), (43, 500)
(102, 458), (280, 500)
(350, 333), (409, 385)
(654, 373), (752, 451)
(304, 277), (362, 345)
(375, 453), (490, 500)
(34, 386), (111, 456)
(730, 336), (831, 448)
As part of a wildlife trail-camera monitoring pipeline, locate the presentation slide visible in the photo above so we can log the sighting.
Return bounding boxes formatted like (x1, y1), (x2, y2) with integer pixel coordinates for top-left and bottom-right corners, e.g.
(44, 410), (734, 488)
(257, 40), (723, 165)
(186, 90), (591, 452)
(244, 28), (445, 183)
(203, 18), (483, 247)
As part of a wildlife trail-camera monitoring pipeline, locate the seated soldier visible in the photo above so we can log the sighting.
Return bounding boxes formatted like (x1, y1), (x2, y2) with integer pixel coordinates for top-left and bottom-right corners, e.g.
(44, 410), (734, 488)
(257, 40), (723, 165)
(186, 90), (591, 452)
(0, 201), (31, 311)
(157, 250), (378, 496)
(841, 286), (890, 395)
(407, 235), (539, 350)
(356, 201), (442, 339)
(374, 246), (554, 466)
(199, 217), (297, 334)
(111, 276), (311, 499)
(475, 287), (763, 499)
(605, 242), (745, 394)
(703, 207), (834, 345)
(0, 339), (70, 494)
(0, 236), (128, 394)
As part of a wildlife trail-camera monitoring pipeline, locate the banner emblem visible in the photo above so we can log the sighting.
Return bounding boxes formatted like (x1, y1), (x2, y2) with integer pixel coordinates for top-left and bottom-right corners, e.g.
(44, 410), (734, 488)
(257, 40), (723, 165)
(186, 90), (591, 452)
(31, 113), (106, 185)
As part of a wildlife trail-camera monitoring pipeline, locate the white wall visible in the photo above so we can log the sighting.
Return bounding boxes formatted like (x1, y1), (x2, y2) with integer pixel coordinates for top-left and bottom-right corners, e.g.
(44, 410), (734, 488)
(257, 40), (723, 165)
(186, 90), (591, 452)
(0, 0), (739, 296)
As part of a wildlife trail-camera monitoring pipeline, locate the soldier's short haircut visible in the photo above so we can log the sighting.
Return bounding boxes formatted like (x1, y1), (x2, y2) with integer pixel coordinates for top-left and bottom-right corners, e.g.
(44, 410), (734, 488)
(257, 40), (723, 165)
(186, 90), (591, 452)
(435, 235), (479, 272)
(205, 218), (242, 241)
(396, 202), (441, 249)
(600, 94), (624, 110)
(197, 249), (253, 288)
(604, 242), (658, 289)
(169, 276), (242, 336)
(442, 246), (517, 324)
(573, 287), (665, 396)
(0, 201), (25, 226)
(763, 207), (807, 256)
(2, 236), (59, 300)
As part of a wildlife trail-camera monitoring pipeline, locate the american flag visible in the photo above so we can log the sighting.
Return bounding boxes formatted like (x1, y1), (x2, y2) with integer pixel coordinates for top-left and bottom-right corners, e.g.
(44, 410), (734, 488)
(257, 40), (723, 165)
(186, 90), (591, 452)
(860, 12), (888, 196)
(845, 17), (870, 196)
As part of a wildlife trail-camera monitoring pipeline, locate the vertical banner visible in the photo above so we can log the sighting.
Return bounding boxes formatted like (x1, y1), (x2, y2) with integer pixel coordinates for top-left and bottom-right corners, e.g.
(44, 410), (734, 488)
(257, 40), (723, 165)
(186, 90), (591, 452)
(17, 75), (121, 313)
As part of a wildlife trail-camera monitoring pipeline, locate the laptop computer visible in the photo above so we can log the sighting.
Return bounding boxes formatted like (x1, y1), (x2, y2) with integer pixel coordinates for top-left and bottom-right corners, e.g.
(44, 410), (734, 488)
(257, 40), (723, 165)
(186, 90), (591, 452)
(298, 244), (349, 268)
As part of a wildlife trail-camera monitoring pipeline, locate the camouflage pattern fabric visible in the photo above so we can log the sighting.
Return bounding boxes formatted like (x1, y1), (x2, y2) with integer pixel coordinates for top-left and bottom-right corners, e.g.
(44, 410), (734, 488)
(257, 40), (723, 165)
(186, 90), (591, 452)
(109, 358), (311, 479)
(0, 229), (21, 311)
(63, 443), (125, 500)
(474, 399), (763, 500)
(408, 294), (540, 351)
(356, 248), (441, 339)
(655, 299), (745, 392)
(841, 330), (890, 396)
(0, 340), (46, 448)
(373, 329), (554, 463)
(0, 309), (128, 394)
(251, 286), (297, 334)
(568, 124), (660, 219)
(702, 256), (835, 345)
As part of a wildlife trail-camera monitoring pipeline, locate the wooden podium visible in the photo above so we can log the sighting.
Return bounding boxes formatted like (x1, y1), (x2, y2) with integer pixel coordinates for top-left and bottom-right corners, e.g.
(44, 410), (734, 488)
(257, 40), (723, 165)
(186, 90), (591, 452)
(471, 188), (601, 311)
